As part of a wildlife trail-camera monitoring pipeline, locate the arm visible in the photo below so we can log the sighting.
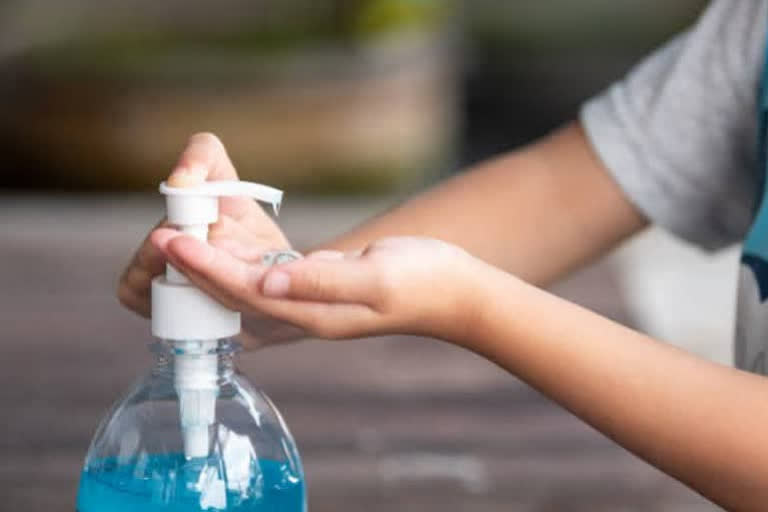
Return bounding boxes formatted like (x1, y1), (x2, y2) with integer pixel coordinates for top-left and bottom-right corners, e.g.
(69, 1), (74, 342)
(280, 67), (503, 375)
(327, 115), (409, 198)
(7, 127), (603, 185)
(472, 269), (768, 511)
(321, 122), (647, 285)
(154, 234), (768, 510)
(119, 121), (646, 320)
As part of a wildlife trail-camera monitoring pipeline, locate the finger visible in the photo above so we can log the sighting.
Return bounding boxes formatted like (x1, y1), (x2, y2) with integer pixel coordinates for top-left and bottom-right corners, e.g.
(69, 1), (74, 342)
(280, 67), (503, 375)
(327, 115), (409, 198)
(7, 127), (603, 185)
(163, 235), (263, 310)
(209, 215), (277, 259)
(165, 215), (281, 263)
(167, 132), (261, 222)
(131, 221), (170, 276)
(150, 227), (183, 253)
(208, 237), (255, 262)
(155, 218), (271, 262)
(208, 215), (249, 242)
(154, 220), (280, 271)
(168, 132), (237, 185)
(122, 265), (154, 297)
(260, 259), (381, 305)
(161, 234), (384, 339)
(306, 250), (345, 261)
(117, 282), (151, 318)
(345, 248), (365, 259)
(117, 263), (153, 310)
(118, 220), (169, 315)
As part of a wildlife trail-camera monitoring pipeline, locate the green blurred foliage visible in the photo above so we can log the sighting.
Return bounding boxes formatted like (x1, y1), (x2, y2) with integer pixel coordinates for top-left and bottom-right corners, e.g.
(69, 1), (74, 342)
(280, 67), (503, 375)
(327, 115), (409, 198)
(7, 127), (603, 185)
(352, 0), (451, 39)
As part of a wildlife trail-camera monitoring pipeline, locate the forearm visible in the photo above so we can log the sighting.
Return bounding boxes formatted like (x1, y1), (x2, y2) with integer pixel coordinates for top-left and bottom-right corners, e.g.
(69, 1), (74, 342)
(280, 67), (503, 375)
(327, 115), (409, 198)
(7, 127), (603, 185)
(320, 122), (647, 286)
(467, 269), (768, 510)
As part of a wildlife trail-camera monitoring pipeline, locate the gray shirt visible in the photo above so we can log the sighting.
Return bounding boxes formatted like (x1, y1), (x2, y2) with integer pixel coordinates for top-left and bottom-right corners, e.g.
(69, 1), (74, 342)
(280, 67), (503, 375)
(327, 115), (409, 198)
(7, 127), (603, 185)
(581, 0), (768, 250)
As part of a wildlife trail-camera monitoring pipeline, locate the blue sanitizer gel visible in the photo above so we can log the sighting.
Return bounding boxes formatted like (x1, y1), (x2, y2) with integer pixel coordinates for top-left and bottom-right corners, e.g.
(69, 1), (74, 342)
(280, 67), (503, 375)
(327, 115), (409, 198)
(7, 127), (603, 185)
(75, 339), (306, 512)
(77, 454), (304, 512)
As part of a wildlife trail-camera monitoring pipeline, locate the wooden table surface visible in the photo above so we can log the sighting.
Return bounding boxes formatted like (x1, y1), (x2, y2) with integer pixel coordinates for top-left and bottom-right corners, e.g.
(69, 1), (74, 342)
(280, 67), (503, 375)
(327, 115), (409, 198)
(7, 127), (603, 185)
(0, 195), (718, 511)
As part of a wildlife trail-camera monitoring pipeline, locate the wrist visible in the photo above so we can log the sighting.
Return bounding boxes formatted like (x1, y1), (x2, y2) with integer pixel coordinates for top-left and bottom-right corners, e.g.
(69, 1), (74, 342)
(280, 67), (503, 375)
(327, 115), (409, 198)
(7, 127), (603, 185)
(432, 258), (527, 349)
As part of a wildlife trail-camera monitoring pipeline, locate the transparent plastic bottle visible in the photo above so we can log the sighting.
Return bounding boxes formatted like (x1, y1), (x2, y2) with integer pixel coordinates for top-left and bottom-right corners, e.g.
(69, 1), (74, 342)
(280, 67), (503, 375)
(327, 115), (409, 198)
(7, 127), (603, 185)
(77, 180), (305, 511)
(76, 339), (306, 512)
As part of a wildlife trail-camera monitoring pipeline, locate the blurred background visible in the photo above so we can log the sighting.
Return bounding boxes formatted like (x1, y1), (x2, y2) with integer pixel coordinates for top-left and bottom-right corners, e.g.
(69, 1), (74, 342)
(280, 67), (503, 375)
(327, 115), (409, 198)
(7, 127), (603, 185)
(1, 0), (733, 510)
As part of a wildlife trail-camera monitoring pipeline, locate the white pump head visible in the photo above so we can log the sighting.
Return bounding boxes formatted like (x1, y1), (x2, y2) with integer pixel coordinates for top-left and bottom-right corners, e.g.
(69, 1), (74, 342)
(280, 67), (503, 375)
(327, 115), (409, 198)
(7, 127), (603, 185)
(151, 181), (283, 341)
(150, 180), (283, 458)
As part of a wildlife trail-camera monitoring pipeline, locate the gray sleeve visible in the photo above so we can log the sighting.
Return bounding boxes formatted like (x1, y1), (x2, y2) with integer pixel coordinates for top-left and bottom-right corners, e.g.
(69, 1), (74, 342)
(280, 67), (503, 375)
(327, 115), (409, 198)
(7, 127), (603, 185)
(580, 0), (767, 250)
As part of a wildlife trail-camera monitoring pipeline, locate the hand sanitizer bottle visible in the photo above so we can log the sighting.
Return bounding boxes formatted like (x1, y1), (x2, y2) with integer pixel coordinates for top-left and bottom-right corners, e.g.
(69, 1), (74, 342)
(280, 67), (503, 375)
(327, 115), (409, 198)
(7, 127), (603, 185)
(76, 181), (306, 512)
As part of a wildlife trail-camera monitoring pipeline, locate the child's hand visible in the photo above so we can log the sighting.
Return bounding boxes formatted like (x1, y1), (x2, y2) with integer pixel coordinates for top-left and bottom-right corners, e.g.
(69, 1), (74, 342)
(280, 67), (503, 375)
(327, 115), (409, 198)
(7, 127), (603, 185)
(152, 234), (495, 343)
(117, 133), (290, 319)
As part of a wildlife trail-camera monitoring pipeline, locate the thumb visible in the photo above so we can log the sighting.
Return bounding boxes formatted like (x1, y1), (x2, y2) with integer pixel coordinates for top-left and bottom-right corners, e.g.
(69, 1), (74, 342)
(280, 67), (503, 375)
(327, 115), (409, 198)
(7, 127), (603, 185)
(167, 132), (238, 187)
(260, 259), (380, 305)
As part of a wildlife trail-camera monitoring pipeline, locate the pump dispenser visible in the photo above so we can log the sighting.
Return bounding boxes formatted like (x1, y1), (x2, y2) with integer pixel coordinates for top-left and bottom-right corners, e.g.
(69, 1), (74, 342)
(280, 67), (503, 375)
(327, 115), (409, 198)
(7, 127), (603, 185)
(152, 181), (282, 460)
(76, 181), (306, 512)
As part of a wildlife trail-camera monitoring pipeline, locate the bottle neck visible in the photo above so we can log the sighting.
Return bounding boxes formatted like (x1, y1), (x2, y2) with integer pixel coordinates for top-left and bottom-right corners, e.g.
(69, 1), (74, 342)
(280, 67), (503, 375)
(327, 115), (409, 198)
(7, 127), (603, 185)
(151, 338), (239, 381)
(151, 338), (240, 458)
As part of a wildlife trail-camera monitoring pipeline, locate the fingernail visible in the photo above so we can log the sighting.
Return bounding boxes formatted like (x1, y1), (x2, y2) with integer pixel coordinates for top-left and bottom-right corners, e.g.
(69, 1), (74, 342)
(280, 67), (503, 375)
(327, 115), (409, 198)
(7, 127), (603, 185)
(263, 271), (291, 297)
(167, 166), (205, 188)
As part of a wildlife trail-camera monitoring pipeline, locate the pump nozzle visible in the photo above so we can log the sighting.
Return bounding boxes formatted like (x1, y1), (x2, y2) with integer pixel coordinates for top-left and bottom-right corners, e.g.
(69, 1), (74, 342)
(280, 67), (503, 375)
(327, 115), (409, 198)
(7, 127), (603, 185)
(150, 180), (285, 459)
(160, 180), (282, 221)
(160, 181), (282, 214)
